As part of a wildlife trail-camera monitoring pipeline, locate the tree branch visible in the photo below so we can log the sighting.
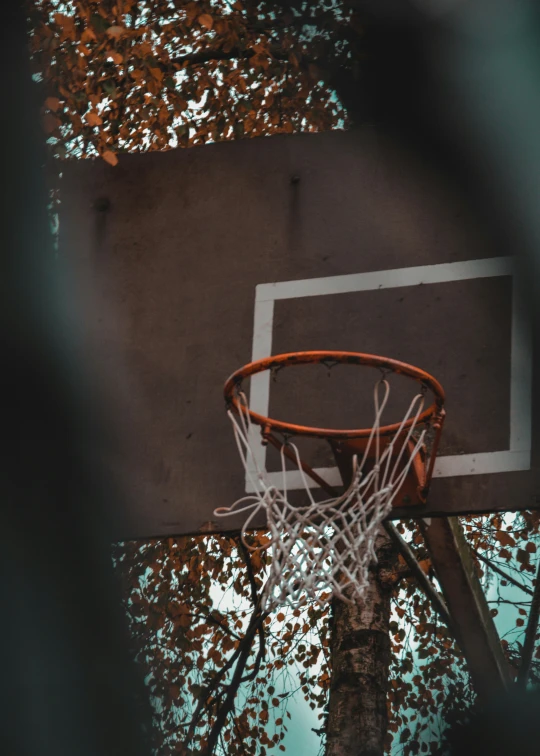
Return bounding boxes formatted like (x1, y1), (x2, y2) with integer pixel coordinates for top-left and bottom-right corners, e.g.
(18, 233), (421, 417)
(182, 638), (243, 745)
(232, 706), (249, 756)
(183, 540), (268, 754)
(472, 549), (534, 597)
(384, 521), (454, 630)
(187, 609), (243, 641)
(170, 45), (288, 68)
(237, 537), (261, 608)
(237, 539), (266, 683)
(517, 555), (540, 687)
(200, 541), (268, 755)
(202, 611), (267, 756)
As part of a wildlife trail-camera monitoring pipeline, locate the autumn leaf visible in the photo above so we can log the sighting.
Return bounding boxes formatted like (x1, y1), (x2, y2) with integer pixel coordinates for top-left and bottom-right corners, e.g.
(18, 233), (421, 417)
(81, 28), (96, 44)
(45, 96), (60, 112)
(102, 150), (118, 166)
(85, 112), (103, 127)
(149, 67), (164, 83)
(177, 613), (190, 628)
(222, 636), (236, 652)
(400, 727), (412, 744)
(54, 13), (75, 35)
(110, 52), (123, 65)
(495, 530), (516, 548)
(198, 14), (214, 30)
(107, 25), (125, 39)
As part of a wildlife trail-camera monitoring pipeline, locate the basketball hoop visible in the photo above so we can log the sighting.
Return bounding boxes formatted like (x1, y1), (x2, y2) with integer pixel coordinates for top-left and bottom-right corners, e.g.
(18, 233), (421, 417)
(215, 351), (445, 610)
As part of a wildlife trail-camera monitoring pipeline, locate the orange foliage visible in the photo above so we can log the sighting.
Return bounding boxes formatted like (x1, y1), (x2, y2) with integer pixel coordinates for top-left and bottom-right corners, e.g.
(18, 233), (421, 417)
(28, 0), (353, 162)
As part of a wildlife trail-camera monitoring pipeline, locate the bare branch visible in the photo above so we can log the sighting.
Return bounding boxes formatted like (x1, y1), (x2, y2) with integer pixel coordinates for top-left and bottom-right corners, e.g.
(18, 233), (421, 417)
(201, 541), (268, 754)
(472, 549), (534, 597)
(202, 611), (268, 755)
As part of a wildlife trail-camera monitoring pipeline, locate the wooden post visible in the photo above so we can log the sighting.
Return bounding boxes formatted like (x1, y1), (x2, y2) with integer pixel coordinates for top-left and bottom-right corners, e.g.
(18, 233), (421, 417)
(421, 517), (512, 699)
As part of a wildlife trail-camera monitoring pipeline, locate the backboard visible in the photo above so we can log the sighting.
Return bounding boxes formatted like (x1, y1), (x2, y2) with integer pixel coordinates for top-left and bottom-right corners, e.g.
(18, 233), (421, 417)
(59, 128), (538, 540)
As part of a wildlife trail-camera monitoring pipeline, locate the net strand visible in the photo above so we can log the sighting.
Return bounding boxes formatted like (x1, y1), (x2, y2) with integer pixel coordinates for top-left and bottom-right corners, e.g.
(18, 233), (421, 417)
(215, 380), (428, 611)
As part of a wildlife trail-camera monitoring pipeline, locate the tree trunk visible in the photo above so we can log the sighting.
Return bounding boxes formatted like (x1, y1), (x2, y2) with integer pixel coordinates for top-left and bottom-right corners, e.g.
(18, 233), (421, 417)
(325, 532), (399, 756)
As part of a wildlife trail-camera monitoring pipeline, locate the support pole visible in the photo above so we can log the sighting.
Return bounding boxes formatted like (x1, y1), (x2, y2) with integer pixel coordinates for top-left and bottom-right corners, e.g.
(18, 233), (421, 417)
(384, 521), (453, 630)
(420, 517), (512, 699)
(517, 554), (540, 687)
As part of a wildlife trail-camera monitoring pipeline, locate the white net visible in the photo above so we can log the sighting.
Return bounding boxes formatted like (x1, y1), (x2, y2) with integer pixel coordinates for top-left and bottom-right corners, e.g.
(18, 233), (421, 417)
(215, 379), (428, 611)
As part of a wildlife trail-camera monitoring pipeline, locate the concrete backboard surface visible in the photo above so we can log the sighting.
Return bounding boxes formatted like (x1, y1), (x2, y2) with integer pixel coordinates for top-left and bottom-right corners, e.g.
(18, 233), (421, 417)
(59, 129), (537, 539)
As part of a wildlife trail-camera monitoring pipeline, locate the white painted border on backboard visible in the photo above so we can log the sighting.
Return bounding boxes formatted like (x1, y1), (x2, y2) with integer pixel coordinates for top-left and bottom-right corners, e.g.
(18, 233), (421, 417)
(246, 257), (532, 493)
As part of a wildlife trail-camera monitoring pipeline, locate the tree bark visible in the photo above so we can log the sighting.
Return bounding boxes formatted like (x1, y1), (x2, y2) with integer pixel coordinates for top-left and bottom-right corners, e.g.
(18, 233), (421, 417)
(325, 532), (399, 756)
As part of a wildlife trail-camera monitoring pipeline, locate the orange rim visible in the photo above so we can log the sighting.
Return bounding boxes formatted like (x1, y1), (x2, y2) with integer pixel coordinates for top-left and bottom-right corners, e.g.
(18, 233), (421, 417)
(224, 351), (445, 440)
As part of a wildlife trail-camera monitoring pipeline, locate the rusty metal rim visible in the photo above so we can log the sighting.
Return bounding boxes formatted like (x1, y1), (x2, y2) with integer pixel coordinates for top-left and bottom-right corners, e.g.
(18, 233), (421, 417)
(224, 351), (445, 440)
